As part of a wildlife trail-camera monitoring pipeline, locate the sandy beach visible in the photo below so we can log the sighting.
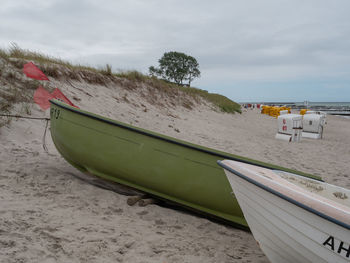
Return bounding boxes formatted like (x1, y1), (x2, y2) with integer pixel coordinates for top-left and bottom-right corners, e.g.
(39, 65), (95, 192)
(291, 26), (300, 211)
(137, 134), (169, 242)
(1, 77), (350, 263)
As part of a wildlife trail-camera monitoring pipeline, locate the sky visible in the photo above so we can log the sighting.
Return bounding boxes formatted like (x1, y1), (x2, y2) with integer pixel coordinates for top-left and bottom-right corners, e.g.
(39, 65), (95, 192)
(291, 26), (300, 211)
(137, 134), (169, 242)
(1, 0), (350, 102)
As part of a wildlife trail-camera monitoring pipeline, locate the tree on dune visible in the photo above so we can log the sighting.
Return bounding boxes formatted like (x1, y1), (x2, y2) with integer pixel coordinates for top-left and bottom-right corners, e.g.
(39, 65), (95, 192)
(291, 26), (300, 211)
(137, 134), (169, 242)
(149, 51), (200, 87)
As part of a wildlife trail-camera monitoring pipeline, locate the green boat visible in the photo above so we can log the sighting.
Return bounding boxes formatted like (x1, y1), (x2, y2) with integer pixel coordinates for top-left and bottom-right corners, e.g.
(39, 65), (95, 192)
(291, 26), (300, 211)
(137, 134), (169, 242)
(49, 99), (322, 228)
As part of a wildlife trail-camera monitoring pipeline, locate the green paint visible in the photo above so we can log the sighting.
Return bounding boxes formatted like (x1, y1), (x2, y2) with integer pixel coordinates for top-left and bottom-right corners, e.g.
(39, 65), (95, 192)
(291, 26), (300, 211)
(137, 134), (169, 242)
(49, 100), (322, 227)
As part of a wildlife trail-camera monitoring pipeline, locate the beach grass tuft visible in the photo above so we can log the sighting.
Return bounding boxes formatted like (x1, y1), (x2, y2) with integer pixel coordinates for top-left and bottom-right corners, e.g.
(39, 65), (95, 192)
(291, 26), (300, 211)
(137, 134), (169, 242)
(100, 64), (113, 76)
(115, 70), (149, 82)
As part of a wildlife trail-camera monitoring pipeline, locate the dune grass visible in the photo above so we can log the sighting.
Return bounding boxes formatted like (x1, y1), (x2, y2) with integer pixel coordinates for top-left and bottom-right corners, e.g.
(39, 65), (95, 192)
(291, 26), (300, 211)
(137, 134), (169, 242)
(0, 44), (241, 114)
(114, 70), (149, 82)
(114, 72), (241, 113)
(1, 43), (107, 75)
(6, 43), (73, 68)
(177, 86), (241, 113)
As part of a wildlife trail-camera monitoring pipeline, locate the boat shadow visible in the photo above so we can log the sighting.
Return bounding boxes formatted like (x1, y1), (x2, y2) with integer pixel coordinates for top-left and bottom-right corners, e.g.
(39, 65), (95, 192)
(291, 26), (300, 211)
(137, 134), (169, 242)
(67, 171), (250, 231)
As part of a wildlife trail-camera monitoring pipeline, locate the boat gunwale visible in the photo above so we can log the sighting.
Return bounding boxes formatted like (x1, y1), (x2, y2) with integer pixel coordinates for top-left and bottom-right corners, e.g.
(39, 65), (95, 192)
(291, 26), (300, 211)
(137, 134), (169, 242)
(49, 99), (321, 181)
(217, 160), (350, 231)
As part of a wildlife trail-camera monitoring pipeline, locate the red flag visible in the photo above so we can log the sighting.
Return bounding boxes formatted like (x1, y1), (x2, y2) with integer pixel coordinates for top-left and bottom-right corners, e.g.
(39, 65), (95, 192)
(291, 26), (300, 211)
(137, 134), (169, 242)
(33, 86), (54, 110)
(51, 88), (78, 108)
(33, 86), (79, 110)
(23, 62), (49, 81)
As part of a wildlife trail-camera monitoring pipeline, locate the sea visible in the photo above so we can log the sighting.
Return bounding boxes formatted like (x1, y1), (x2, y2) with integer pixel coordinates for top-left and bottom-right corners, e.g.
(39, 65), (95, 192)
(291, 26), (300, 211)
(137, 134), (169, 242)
(295, 102), (350, 107)
(296, 102), (350, 118)
(245, 101), (350, 118)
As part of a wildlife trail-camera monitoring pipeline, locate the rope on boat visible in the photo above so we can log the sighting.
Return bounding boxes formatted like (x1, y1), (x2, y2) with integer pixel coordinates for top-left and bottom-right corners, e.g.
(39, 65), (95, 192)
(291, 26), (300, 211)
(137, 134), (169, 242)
(0, 114), (50, 120)
(0, 114), (50, 153)
(42, 118), (49, 153)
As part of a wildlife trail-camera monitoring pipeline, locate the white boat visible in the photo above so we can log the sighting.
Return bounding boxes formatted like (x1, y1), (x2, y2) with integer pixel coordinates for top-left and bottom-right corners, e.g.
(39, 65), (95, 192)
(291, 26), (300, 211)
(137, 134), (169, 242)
(218, 160), (350, 263)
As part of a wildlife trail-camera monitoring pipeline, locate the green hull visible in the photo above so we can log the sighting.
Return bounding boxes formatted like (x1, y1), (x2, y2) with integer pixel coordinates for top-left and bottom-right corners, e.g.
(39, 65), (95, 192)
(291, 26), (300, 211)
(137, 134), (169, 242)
(49, 100), (322, 228)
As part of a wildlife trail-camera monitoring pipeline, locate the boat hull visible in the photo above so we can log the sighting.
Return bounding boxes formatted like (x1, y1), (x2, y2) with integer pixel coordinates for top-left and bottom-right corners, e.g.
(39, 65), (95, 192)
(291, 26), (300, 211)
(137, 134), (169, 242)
(49, 100), (321, 227)
(219, 160), (350, 262)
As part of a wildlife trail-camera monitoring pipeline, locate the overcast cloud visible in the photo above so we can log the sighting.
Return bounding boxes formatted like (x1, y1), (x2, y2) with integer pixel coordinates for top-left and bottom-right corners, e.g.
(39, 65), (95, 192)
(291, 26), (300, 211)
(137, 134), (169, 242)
(1, 0), (349, 102)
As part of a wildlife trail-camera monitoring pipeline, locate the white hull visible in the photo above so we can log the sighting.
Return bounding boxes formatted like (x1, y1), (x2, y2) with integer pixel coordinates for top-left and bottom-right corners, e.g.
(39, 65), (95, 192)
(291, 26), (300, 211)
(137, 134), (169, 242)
(219, 160), (350, 263)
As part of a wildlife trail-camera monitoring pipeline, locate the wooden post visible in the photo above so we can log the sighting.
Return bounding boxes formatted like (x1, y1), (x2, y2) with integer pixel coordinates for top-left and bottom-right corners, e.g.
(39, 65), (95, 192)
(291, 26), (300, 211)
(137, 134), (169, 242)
(127, 195), (145, 206)
(138, 198), (156, 207)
